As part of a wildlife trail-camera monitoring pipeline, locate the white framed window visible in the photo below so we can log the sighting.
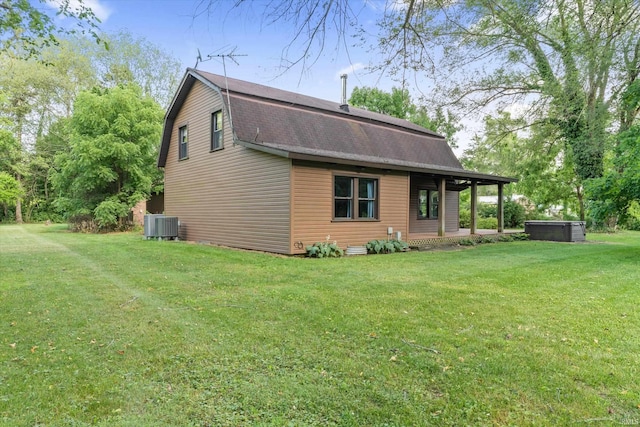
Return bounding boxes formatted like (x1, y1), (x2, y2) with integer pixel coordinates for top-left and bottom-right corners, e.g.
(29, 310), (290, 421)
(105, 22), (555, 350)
(334, 175), (378, 220)
(178, 125), (188, 160)
(211, 110), (223, 151)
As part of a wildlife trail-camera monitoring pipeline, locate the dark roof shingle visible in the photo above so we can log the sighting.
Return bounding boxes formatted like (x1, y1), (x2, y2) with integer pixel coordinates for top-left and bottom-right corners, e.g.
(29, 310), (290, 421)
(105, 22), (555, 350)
(158, 69), (516, 183)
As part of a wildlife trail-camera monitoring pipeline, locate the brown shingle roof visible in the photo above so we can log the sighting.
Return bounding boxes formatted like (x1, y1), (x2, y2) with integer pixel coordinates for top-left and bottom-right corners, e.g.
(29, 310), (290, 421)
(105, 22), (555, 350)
(158, 69), (516, 184)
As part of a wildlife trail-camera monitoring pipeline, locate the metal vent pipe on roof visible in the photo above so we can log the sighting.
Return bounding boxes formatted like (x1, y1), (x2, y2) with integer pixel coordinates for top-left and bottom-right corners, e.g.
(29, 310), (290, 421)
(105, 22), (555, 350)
(340, 74), (349, 112)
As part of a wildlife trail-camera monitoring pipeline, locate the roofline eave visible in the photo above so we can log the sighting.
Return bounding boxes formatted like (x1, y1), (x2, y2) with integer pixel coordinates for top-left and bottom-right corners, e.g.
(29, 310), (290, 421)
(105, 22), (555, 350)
(234, 139), (517, 184)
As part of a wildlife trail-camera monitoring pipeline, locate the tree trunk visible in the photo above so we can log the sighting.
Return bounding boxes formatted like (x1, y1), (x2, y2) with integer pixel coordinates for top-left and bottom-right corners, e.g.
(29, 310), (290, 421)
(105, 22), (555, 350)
(15, 198), (23, 224)
(576, 185), (585, 221)
(15, 175), (23, 224)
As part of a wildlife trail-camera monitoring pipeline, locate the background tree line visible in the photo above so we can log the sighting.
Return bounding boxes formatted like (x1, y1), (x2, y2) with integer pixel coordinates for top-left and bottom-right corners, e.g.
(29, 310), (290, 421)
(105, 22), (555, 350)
(0, 2), (181, 230)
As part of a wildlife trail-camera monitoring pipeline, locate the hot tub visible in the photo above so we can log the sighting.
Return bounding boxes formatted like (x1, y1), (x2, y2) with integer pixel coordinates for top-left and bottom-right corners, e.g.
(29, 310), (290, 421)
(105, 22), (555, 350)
(524, 220), (586, 242)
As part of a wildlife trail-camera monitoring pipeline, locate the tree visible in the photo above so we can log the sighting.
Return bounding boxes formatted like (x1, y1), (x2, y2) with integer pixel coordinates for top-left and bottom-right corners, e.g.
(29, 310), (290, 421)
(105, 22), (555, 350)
(350, 86), (416, 119)
(0, 0), (103, 59)
(0, 32), (180, 223)
(463, 111), (579, 216)
(462, 112), (523, 178)
(349, 86), (460, 145)
(84, 30), (182, 108)
(52, 84), (163, 231)
(0, 45), (95, 222)
(0, 171), (23, 216)
(586, 125), (640, 228)
(0, 128), (26, 222)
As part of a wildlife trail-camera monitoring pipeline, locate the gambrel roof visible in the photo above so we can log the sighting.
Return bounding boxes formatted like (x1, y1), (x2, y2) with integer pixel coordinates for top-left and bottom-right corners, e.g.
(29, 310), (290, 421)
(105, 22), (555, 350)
(158, 68), (516, 184)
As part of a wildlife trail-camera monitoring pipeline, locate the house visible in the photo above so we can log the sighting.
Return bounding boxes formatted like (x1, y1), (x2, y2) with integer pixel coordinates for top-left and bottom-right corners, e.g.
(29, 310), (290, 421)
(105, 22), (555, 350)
(158, 68), (516, 254)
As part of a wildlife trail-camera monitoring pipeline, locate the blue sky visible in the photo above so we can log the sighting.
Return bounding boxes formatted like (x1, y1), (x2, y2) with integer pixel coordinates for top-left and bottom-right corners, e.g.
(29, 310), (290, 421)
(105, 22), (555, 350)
(62, 0), (397, 104)
(45, 0), (485, 153)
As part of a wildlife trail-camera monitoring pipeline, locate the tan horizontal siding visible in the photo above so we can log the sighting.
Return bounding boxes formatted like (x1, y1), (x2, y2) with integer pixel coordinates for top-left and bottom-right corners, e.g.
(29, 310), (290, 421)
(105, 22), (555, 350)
(408, 175), (460, 234)
(163, 80), (291, 254)
(291, 163), (409, 254)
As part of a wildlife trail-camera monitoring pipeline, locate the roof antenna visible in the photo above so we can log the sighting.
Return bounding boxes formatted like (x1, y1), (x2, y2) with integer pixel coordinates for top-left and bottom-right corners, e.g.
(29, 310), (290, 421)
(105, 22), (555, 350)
(206, 47), (248, 144)
(193, 48), (209, 69)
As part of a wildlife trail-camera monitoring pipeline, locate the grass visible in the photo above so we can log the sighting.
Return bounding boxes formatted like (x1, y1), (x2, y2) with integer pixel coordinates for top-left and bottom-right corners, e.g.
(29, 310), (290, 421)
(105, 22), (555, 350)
(1, 224), (639, 426)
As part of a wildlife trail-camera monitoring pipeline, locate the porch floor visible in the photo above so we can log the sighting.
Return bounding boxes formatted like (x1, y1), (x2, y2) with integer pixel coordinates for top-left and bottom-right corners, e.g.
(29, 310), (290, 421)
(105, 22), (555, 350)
(408, 228), (524, 247)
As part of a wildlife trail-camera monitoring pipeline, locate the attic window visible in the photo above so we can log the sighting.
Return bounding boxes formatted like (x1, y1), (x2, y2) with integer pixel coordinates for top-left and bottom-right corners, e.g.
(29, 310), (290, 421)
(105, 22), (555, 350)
(178, 125), (188, 160)
(211, 110), (223, 151)
(334, 175), (378, 220)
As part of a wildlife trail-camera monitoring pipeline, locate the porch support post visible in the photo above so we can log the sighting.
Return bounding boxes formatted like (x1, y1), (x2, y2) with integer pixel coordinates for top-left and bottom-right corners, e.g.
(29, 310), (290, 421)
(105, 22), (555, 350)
(438, 178), (446, 237)
(470, 181), (477, 234)
(497, 182), (504, 233)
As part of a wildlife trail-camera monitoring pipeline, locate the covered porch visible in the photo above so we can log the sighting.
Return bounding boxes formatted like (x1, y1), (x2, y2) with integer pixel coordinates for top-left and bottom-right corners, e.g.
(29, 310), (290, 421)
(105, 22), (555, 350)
(408, 170), (518, 238)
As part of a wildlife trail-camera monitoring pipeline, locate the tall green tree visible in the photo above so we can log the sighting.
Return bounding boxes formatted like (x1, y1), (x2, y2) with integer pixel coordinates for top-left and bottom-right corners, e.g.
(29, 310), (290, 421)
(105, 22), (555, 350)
(350, 86), (416, 119)
(463, 112), (579, 214)
(0, 129), (25, 221)
(349, 86), (460, 145)
(0, 45), (94, 221)
(462, 113), (523, 178)
(0, 31), (180, 223)
(380, 0), (640, 219)
(52, 84), (163, 230)
(586, 125), (640, 228)
(0, 0), (103, 59)
(0, 171), (23, 217)
(84, 30), (182, 108)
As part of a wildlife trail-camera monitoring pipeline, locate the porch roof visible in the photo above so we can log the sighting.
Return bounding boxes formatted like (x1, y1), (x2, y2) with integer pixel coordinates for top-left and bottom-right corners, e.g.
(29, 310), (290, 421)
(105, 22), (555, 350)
(236, 139), (516, 185)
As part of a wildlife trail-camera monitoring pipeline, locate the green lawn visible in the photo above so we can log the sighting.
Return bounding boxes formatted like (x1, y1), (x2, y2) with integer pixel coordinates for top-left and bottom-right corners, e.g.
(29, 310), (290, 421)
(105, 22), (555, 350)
(1, 224), (639, 426)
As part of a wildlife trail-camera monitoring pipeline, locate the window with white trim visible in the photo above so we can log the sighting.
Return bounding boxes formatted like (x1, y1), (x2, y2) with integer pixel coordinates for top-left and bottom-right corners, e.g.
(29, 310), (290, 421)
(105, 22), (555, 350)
(211, 110), (223, 151)
(178, 125), (188, 160)
(334, 175), (378, 220)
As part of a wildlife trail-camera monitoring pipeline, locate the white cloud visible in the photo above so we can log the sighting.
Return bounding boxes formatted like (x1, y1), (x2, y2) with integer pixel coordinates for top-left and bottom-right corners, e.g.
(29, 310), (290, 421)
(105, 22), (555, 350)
(335, 62), (365, 79)
(46, 0), (112, 23)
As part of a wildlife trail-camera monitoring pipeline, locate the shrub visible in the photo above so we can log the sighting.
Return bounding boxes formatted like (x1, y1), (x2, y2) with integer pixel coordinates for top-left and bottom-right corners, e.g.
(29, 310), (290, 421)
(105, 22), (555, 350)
(478, 203), (497, 218)
(511, 233), (530, 241)
(504, 200), (526, 228)
(366, 239), (409, 254)
(29, 210), (64, 223)
(306, 238), (344, 258)
(68, 215), (97, 233)
(477, 217), (498, 229)
(525, 210), (552, 221)
(478, 235), (496, 244)
(460, 199), (524, 229)
(93, 199), (131, 231)
(497, 234), (514, 242)
(458, 238), (476, 246)
(459, 209), (471, 228)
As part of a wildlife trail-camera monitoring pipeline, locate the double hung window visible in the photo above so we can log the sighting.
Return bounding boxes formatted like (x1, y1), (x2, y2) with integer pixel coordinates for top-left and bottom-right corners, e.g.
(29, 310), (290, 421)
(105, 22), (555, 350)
(334, 175), (378, 220)
(178, 125), (188, 160)
(211, 110), (223, 151)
